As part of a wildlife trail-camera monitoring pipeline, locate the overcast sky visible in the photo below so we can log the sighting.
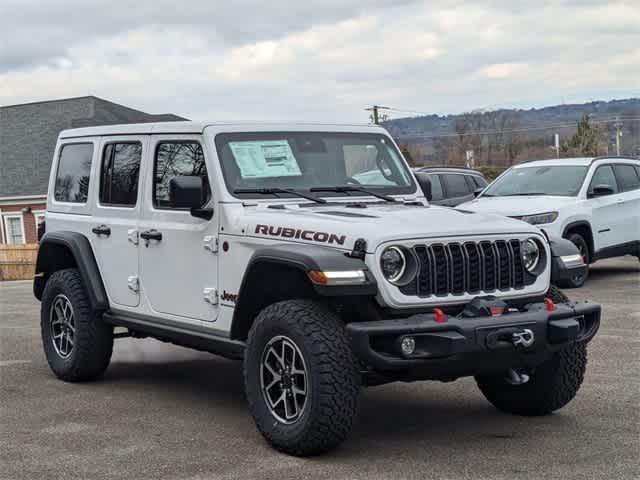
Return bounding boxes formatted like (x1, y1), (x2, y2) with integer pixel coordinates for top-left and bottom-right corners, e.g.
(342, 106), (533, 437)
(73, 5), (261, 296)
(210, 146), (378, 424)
(1, 0), (639, 122)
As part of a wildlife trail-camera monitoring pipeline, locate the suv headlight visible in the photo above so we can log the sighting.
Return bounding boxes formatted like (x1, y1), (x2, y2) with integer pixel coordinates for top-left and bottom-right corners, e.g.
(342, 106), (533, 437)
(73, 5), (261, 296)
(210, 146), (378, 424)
(380, 246), (406, 283)
(380, 246), (418, 285)
(519, 211), (558, 225)
(521, 238), (540, 272)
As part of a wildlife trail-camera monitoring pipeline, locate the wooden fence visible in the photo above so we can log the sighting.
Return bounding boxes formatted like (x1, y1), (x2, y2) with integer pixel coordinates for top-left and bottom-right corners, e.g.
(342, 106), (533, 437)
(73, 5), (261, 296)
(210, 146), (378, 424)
(0, 244), (38, 281)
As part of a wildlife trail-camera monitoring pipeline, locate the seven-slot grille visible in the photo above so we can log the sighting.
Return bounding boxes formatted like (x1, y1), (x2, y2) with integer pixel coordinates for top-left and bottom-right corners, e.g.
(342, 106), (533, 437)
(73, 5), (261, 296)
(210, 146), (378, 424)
(399, 239), (526, 297)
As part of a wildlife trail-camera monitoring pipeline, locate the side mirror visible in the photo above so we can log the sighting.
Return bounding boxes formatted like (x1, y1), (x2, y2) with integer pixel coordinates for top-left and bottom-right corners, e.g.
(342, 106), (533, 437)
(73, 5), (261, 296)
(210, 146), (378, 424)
(473, 187), (484, 197)
(589, 184), (614, 198)
(416, 175), (432, 201)
(169, 176), (213, 220)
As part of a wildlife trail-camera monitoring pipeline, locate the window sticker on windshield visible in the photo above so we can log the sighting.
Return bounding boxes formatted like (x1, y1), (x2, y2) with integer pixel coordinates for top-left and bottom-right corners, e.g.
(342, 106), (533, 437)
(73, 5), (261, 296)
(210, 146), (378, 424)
(229, 140), (302, 178)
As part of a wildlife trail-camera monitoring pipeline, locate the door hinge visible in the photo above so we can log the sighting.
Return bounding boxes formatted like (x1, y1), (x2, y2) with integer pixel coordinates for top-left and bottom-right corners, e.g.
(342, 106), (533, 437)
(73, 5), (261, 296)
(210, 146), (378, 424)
(127, 229), (139, 246)
(127, 276), (140, 293)
(203, 235), (218, 253)
(203, 287), (218, 305)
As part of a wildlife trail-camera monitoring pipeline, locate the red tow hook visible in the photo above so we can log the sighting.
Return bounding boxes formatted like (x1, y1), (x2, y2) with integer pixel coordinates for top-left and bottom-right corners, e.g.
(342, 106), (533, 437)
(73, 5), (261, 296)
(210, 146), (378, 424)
(433, 308), (447, 323)
(545, 297), (555, 312)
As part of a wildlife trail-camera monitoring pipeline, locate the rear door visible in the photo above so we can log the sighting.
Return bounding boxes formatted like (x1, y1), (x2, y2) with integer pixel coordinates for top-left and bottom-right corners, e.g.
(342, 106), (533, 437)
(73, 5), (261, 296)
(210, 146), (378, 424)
(612, 163), (640, 246)
(91, 137), (145, 308)
(440, 173), (474, 206)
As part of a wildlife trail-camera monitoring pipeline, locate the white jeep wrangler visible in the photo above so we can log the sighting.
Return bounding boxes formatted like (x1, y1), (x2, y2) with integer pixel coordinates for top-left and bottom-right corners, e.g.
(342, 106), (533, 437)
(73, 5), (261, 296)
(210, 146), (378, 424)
(35, 122), (601, 456)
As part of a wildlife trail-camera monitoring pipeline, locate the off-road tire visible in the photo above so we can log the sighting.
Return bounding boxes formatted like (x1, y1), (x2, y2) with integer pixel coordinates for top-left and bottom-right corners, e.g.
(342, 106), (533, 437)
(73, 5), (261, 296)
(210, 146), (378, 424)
(560, 232), (589, 288)
(475, 286), (587, 416)
(41, 268), (113, 381)
(244, 300), (360, 456)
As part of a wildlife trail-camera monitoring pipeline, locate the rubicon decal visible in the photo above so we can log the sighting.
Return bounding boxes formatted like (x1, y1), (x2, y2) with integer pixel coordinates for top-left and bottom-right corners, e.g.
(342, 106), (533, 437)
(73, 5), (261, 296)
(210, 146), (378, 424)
(255, 224), (346, 245)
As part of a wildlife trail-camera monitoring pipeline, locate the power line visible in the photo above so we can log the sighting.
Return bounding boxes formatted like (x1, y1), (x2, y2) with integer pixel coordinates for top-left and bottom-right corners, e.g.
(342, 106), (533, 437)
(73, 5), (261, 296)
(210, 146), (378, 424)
(365, 105), (390, 124)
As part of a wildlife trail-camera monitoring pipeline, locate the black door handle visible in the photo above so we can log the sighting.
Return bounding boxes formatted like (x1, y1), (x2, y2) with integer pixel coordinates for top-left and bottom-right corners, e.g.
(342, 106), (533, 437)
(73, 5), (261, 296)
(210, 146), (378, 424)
(91, 225), (111, 236)
(140, 229), (162, 242)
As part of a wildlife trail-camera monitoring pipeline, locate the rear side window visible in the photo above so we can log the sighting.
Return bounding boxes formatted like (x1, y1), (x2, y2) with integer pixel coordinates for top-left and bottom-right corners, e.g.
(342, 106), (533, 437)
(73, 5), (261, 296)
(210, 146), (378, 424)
(427, 174), (444, 201)
(613, 164), (640, 192)
(100, 142), (142, 207)
(154, 142), (209, 209)
(588, 165), (619, 194)
(54, 143), (94, 203)
(441, 174), (472, 197)
(470, 175), (488, 188)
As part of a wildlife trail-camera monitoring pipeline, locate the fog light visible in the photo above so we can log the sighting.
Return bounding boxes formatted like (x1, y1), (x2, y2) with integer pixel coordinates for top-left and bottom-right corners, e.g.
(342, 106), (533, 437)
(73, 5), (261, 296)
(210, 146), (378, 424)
(400, 336), (416, 356)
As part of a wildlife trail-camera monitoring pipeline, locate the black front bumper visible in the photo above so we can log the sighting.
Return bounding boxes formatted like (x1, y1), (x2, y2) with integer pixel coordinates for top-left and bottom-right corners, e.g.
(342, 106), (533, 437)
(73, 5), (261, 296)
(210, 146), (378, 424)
(346, 300), (600, 378)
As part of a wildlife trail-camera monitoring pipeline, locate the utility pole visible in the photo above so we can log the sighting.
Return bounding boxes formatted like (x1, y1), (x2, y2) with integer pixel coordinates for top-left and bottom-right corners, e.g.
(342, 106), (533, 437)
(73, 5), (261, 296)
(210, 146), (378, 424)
(366, 105), (390, 125)
(614, 117), (623, 156)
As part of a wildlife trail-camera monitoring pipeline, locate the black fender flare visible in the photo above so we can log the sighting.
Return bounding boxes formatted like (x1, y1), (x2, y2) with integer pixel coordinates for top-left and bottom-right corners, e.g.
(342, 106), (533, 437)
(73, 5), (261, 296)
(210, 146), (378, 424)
(562, 220), (594, 251)
(548, 236), (587, 285)
(240, 243), (377, 297)
(229, 243), (377, 340)
(561, 220), (592, 238)
(34, 231), (109, 313)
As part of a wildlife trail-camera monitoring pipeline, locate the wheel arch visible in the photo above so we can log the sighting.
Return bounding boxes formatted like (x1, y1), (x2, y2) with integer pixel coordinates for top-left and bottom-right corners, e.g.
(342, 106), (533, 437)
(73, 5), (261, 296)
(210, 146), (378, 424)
(229, 244), (376, 341)
(562, 221), (594, 262)
(34, 231), (109, 313)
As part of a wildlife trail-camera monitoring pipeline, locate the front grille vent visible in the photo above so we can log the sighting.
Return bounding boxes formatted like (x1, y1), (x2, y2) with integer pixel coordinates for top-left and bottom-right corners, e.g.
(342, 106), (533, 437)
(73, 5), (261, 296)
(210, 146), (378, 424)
(400, 240), (525, 297)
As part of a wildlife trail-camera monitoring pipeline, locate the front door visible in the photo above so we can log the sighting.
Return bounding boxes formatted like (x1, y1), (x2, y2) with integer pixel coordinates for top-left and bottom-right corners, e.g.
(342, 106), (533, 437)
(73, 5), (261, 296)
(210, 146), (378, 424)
(139, 136), (219, 322)
(91, 136), (146, 308)
(586, 164), (624, 251)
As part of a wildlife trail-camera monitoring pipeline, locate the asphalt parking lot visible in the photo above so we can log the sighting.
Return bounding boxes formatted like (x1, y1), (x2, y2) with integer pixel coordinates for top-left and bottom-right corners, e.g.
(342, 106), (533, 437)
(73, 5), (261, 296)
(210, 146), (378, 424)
(1, 257), (638, 480)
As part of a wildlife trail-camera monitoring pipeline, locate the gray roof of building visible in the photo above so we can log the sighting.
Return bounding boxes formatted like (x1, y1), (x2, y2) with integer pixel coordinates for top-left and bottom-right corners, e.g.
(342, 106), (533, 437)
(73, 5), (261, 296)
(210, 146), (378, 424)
(0, 96), (187, 198)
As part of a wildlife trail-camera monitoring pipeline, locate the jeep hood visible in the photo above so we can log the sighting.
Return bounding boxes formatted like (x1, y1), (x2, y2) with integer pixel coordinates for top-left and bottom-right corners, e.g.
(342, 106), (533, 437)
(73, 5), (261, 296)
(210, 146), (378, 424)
(231, 201), (542, 252)
(460, 195), (575, 217)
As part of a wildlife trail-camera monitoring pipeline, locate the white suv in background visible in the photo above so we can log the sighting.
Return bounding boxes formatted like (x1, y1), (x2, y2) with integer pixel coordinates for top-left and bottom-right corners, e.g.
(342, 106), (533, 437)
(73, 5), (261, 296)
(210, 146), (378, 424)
(461, 157), (640, 287)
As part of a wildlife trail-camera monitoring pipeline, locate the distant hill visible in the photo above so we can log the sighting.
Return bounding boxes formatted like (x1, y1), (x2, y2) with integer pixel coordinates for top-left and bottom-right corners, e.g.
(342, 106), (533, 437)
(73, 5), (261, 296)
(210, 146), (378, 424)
(383, 98), (640, 167)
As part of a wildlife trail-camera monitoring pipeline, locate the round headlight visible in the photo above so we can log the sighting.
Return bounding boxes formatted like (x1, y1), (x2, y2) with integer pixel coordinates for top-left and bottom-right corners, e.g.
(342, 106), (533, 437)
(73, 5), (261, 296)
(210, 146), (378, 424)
(380, 246), (406, 284)
(521, 238), (540, 272)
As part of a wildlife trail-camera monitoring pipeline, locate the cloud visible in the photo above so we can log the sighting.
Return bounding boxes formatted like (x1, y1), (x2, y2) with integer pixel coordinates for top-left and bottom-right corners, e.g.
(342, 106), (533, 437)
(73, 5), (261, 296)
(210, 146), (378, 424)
(1, 0), (639, 120)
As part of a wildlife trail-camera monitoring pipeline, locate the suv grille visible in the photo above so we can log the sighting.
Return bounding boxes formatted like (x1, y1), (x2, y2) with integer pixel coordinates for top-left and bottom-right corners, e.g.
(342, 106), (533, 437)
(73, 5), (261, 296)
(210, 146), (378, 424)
(400, 239), (525, 297)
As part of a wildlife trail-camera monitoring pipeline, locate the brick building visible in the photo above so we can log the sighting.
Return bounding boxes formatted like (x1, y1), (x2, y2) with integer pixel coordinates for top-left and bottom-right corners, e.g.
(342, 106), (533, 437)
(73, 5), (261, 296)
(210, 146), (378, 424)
(0, 96), (186, 243)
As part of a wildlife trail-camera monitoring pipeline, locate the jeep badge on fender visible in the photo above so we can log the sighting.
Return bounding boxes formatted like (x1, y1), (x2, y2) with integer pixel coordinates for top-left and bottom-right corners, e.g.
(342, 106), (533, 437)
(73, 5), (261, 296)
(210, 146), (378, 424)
(34, 121), (601, 457)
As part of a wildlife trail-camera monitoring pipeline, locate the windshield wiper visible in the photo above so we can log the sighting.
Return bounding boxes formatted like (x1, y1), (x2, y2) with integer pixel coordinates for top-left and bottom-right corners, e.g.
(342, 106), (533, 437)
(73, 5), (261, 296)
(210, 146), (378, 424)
(502, 192), (548, 196)
(234, 188), (326, 204)
(310, 186), (396, 202)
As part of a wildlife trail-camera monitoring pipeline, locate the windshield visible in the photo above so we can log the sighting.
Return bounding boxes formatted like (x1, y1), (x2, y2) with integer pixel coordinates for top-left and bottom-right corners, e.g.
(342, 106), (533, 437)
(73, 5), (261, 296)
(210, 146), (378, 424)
(214, 132), (416, 199)
(482, 165), (588, 197)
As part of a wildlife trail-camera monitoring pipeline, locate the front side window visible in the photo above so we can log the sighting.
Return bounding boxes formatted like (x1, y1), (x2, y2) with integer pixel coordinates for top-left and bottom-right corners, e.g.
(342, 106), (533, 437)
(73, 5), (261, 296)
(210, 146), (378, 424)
(54, 143), (93, 203)
(100, 142), (142, 207)
(613, 164), (640, 192)
(441, 174), (471, 197)
(215, 132), (415, 198)
(154, 142), (209, 208)
(482, 165), (588, 197)
(588, 165), (619, 195)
